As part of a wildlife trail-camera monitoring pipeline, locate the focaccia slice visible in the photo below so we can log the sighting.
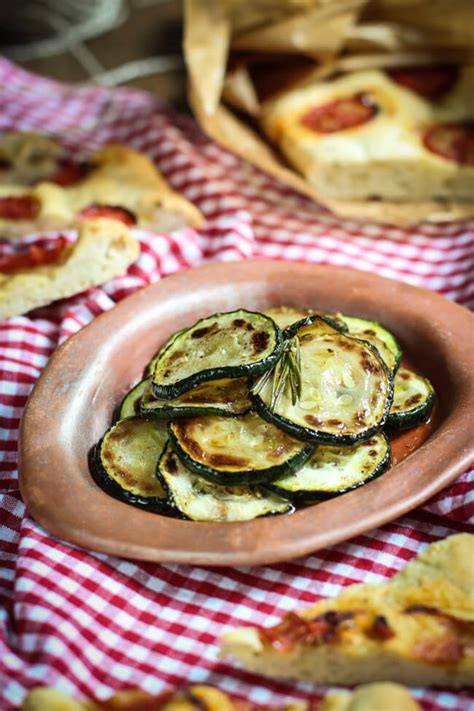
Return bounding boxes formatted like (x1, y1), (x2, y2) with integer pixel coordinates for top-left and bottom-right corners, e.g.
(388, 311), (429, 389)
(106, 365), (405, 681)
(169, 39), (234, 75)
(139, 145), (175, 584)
(0, 143), (204, 239)
(221, 534), (474, 687)
(0, 218), (139, 320)
(261, 66), (474, 204)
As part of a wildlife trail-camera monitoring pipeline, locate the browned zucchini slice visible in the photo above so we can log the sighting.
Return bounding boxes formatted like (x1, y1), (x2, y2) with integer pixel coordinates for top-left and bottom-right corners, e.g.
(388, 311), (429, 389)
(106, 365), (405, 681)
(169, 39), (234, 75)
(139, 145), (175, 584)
(142, 377), (250, 418)
(168, 412), (314, 485)
(158, 443), (293, 521)
(95, 417), (168, 507)
(269, 433), (391, 501)
(152, 309), (282, 399)
(252, 321), (393, 445)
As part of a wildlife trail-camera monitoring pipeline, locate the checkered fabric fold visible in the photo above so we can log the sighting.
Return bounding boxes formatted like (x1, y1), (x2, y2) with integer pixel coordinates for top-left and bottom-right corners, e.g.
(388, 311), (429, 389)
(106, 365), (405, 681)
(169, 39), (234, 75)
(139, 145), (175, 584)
(0, 59), (472, 710)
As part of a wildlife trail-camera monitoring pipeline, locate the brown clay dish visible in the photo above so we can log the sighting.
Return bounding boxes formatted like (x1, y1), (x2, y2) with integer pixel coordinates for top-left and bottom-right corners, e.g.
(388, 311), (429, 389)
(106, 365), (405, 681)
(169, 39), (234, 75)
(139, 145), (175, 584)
(19, 261), (474, 565)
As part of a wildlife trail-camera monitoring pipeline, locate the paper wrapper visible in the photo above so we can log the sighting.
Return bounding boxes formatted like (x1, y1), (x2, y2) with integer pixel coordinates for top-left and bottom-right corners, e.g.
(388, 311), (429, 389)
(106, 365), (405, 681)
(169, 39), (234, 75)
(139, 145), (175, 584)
(184, 0), (474, 225)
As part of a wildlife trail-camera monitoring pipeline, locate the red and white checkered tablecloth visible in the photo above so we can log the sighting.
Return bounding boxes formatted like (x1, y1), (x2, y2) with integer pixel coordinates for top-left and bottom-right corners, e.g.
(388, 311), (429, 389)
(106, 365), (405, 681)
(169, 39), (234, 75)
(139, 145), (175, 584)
(0, 58), (473, 711)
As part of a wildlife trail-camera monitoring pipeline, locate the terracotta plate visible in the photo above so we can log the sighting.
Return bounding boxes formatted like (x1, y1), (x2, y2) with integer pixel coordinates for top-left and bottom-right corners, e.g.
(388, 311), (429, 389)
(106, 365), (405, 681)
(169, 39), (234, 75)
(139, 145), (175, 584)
(19, 262), (474, 566)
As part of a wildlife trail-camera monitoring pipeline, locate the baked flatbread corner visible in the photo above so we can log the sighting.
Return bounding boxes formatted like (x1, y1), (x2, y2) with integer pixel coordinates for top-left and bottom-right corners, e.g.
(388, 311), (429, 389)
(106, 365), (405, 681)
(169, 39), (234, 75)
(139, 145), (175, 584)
(220, 534), (474, 688)
(0, 218), (140, 321)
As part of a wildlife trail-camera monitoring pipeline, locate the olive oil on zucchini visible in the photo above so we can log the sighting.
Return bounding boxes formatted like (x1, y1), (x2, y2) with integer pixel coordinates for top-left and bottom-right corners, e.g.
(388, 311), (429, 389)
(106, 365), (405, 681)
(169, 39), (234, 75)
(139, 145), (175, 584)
(92, 307), (436, 522)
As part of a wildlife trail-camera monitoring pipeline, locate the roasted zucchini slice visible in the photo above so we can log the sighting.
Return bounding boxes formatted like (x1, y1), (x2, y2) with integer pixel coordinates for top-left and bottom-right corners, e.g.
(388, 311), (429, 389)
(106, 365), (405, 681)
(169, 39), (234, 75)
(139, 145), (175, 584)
(252, 322), (393, 445)
(340, 315), (402, 374)
(386, 367), (435, 431)
(119, 378), (150, 419)
(95, 416), (168, 507)
(142, 377), (251, 418)
(283, 313), (345, 339)
(146, 326), (188, 376)
(168, 412), (314, 485)
(158, 443), (293, 521)
(269, 433), (391, 501)
(266, 306), (348, 332)
(152, 309), (282, 399)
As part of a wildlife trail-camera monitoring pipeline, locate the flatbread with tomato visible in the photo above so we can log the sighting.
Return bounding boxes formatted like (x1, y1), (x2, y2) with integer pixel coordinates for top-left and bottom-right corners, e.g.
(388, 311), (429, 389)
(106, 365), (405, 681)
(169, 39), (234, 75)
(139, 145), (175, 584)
(261, 65), (474, 212)
(0, 218), (139, 320)
(221, 534), (474, 687)
(0, 140), (204, 239)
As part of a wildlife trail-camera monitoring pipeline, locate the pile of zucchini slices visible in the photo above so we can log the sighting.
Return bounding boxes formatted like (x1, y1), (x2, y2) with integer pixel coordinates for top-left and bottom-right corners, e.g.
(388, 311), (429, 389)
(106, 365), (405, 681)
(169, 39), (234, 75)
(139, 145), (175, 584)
(92, 306), (435, 522)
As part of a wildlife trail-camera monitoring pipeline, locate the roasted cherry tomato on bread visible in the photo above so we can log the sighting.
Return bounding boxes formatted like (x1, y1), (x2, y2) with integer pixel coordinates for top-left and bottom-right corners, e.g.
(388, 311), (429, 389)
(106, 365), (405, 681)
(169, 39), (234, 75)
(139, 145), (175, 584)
(423, 122), (474, 165)
(0, 195), (40, 220)
(51, 159), (91, 186)
(387, 65), (458, 99)
(0, 236), (67, 273)
(301, 93), (378, 133)
(77, 204), (137, 226)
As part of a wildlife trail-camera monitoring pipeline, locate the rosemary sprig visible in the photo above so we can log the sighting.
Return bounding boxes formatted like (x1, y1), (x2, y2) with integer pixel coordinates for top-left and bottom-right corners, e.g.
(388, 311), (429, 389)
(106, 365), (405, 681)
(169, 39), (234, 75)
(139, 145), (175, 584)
(252, 337), (302, 407)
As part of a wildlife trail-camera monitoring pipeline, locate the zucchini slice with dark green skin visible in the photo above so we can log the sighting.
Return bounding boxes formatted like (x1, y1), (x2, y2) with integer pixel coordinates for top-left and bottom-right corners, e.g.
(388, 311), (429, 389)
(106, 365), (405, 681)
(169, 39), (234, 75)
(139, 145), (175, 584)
(268, 433), (391, 502)
(252, 322), (393, 446)
(142, 377), (251, 418)
(146, 326), (188, 376)
(386, 367), (435, 431)
(265, 306), (348, 332)
(158, 442), (293, 521)
(152, 309), (282, 399)
(340, 315), (402, 375)
(119, 378), (150, 419)
(283, 313), (345, 339)
(95, 416), (168, 507)
(168, 412), (314, 485)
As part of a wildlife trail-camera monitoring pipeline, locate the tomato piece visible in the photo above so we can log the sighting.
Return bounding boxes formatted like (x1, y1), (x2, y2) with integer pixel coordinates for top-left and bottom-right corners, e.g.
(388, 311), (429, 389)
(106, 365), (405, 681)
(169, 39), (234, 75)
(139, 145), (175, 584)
(423, 122), (474, 166)
(301, 93), (378, 133)
(259, 610), (355, 651)
(77, 204), (137, 226)
(0, 195), (40, 220)
(413, 637), (464, 665)
(367, 615), (395, 640)
(387, 65), (458, 99)
(0, 236), (67, 273)
(51, 159), (91, 186)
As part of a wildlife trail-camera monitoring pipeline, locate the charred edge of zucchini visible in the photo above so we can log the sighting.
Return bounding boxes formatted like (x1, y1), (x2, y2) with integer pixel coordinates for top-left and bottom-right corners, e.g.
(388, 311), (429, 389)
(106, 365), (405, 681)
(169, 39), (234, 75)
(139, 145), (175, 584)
(119, 378), (150, 420)
(141, 401), (251, 419)
(145, 326), (188, 377)
(157, 443), (294, 522)
(267, 436), (392, 502)
(152, 311), (283, 400)
(167, 422), (314, 486)
(341, 315), (402, 375)
(283, 313), (346, 339)
(251, 392), (382, 446)
(89, 442), (171, 512)
(386, 390), (436, 432)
